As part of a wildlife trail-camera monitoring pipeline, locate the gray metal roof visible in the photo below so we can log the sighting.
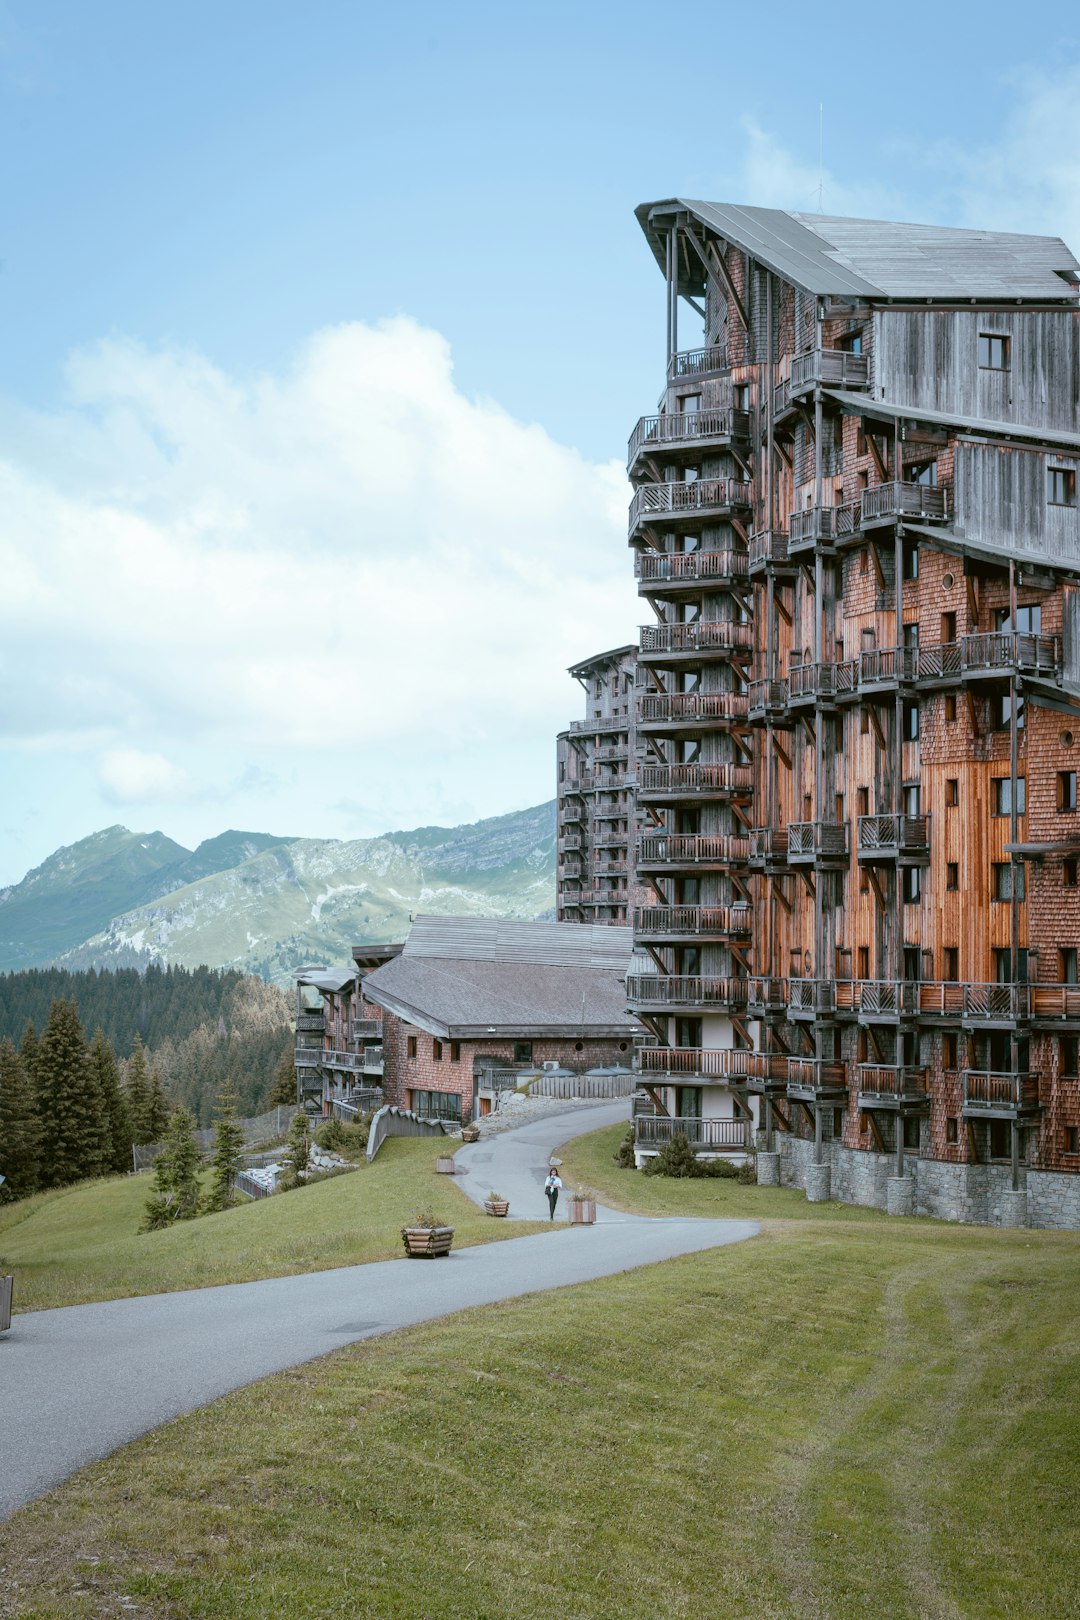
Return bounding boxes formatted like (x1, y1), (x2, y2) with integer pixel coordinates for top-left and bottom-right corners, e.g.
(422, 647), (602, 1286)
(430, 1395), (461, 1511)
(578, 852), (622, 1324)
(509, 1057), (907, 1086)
(401, 914), (634, 970)
(825, 389), (1080, 453)
(567, 644), (638, 680)
(637, 199), (1080, 302)
(295, 969), (357, 994)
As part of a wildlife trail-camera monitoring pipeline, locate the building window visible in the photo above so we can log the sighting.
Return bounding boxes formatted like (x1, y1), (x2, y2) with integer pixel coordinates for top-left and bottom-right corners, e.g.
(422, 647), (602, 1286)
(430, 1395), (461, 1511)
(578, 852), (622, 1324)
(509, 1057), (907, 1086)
(410, 1089), (462, 1123)
(946, 1116), (959, 1145)
(943, 1033), (958, 1069)
(902, 866), (922, 904)
(407, 1035), (417, 1060)
(432, 1039), (443, 1062)
(902, 542), (920, 581)
(944, 694), (957, 723)
(1061, 948), (1078, 985)
(1048, 465), (1077, 507)
(946, 862), (959, 890)
(1060, 1037), (1079, 1079)
(993, 777), (1026, 816)
(450, 1041), (461, 1062)
(734, 383), (750, 410)
(842, 332), (863, 355)
(945, 778), (958, 807)
(860, 708), (870, 735)
(943, 947), (959, 981)
(1058, 771), (1078, 811)
(993, 863), (1025, 901)
(857, 946), (870, 979)
(1066, 1127), (1079, 1154)
(1065, 858), (1078, 888)
(978, 333), (1010, 371)
(857, 786), (870, 817)
(903, 700), (920, 741)
(941, 611), (957, 643)
(514, 1041), (533, 1064)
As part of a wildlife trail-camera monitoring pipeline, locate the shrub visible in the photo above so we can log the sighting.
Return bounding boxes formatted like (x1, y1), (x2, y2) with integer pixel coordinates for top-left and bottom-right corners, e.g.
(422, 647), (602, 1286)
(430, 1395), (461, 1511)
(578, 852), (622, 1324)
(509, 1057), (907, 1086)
(642, 1131), (755, 1181)
(612, 1125), (636, 1168)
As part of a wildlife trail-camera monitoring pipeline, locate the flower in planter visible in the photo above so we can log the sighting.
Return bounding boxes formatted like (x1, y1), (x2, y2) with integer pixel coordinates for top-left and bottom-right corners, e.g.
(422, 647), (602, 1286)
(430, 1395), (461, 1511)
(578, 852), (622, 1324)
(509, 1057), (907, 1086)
(400, 1209), (447, 1235)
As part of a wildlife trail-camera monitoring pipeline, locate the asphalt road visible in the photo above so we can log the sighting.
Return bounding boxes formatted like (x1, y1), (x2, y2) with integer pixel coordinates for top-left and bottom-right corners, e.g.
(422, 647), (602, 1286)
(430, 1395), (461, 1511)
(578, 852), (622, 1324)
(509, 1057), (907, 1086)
(0, 1102), (756, 1521)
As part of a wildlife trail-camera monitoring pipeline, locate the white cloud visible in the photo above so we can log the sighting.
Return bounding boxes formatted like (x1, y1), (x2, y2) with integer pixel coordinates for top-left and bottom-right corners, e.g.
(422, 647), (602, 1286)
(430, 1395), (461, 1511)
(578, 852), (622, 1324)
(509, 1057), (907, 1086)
(0, 317), (635, 768)
(99, 749), (196, 805)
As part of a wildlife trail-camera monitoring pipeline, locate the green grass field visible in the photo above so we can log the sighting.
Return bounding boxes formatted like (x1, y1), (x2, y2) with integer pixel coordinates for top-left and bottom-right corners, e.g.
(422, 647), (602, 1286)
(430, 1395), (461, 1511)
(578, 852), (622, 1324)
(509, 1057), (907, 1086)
(2, 1124), (1079, 1618)
(0, 1139), (544, 1311)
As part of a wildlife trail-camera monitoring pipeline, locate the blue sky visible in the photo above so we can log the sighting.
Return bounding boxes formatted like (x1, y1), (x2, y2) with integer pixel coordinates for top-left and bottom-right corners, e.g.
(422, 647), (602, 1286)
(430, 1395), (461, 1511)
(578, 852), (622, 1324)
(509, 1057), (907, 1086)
(2, 0), (1080, 884)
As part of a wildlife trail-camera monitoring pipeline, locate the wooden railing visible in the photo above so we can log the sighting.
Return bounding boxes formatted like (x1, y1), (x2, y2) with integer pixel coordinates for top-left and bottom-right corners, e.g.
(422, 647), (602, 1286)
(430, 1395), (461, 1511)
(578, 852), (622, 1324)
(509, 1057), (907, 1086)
(638, 691), (749, 725)
(639, 620), (754, 656)
(788, 979), (835, 1016)
(787, 821), (849, 860)
(788, 661), (837, 702)
(637, 832), (751, 865)
(747, 678), (789, 716)
(787, 1058), (848, 1092)
(638, 762), (753, 795)
(625, 975), (751, 1008)
(633, 904), (753, 937)
(790, 347), (870, 392)
(628, 409), (748, 464)
(351, 1018), (382, 1039)
(962, 1071), (1039, 1110)
(860, 646), (918, 685)
(557, 835), (585, 853)
(857, 815), (930, 857)
(1030, 985), (1080, 1021)
(639, 1047), (785, 1080)
(295, 1014), (324, 1033)
(788, 503), (859, 546)
(749, 826), (789, 860)
(630, 477), (753, 528)
(568, 715), (629, 735)
(635, 1115), (747, 1150)
(669, 344), (728, 379)
(748, 529), (790, 570)
(636, 548), (749, 585)
(861, 481), (947, 524)
(857, 1064), (928, 1098)
(916, 632), (1062, 682)
(747, 977), (788, 1009)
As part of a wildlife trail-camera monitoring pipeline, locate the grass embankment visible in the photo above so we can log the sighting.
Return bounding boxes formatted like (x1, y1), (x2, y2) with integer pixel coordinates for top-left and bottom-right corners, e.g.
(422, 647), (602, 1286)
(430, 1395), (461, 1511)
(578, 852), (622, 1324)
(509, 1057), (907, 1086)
(2, 1129), (1079, 1619)
(0, 1139), (543, 1312)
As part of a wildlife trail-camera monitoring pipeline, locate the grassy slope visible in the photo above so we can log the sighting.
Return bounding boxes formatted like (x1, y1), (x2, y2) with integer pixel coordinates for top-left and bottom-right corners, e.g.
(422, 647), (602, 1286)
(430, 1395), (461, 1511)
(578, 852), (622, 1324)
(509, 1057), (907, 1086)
(0, 1139), (544, 1312)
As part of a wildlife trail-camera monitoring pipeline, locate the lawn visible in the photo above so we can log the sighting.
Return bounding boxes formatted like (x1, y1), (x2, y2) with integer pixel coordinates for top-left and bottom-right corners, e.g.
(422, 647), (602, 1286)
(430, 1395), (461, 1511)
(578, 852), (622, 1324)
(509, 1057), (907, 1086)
(0, 1139), (544, 1311)
(1, 1127), (1079, 1620)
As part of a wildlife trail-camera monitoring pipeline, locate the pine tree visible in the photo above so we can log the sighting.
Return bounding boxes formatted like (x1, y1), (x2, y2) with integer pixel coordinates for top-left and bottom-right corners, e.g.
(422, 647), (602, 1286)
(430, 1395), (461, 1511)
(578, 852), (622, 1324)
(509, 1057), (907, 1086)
(89, 1030), (132, 1175)
(642, 1129), (698, 1179)
(125, 1034), (152, 1144)
(267, 1049), (297, 1109)
(280, 1111), (311, 1190)
(203, 1086), (244, 1213)
(146, 1060), (171, 1141)
(0, 1038), (41, 1200)
(20, 1021), (40, 1091)
(36, 998), (107, 1188)
(141, 1107), (201, 1230)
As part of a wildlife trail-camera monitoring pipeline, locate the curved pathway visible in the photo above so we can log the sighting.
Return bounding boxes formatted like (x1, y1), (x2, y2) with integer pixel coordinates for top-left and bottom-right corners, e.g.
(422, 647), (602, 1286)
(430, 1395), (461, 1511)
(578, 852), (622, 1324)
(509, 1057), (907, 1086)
(0, 1103), (756, 1520)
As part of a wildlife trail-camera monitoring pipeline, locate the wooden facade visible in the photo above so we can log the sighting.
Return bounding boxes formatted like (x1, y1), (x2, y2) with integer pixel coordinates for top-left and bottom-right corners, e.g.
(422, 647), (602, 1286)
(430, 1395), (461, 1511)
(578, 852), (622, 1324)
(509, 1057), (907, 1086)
(556, 644), (642, 924)
(627, 200), (1080, 1191)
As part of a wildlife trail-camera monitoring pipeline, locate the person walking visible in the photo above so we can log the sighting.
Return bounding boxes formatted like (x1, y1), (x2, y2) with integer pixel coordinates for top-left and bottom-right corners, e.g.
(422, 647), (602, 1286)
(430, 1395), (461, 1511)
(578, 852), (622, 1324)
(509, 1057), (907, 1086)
(544, 1167), (563, 1220)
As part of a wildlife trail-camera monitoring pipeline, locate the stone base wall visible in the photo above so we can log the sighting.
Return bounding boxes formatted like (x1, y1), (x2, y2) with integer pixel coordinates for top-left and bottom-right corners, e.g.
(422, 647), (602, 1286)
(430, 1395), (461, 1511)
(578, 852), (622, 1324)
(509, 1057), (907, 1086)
(779, 1136), (1080, 1229)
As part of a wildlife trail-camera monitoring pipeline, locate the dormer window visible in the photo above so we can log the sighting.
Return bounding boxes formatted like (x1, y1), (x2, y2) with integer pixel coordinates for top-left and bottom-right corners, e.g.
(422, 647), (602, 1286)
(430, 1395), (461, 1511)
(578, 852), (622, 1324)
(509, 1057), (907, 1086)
(978, 333), (1010, 371)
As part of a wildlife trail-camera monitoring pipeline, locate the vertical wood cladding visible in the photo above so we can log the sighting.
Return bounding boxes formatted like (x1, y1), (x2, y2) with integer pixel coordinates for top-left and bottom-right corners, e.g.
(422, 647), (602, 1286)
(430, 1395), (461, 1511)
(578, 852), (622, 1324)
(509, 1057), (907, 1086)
(627, 204), (1080, 1194)
(556, 646), (639, 925)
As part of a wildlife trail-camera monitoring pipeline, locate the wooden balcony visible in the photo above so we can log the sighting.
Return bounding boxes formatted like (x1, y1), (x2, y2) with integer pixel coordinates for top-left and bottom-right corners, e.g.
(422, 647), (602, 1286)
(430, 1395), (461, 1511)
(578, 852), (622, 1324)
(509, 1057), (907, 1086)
(747, 977), (789, 1015)
(559, 803), (587, 825)
(559, 859), (583, 878)
(787, 1058), (848, 1100)
(633, 903), (753, 942)
(1028, 984), (1080, 1025)
(748, 529), (793, 574)
(858, 646), (918, 692)
(568, 715), (630, 736)
(628, 408), (750, 473)
(629, 477), (753, 535)
(856, 1064), (929, 1110)
(639, 620), (754, 662)
(855, 980), (927, 1021)
(636, 832), (750, 870)
(961, 1070), (1040, 1118)
(637, 762), (753, 800)
(639, 1047), (786, 1082)
(635, 1115), (748, 1152)
(787, 502), (859, 553)
(635, 547), (749, 591)
(747, 678), (791, 725)
(857, 814), (930, 864)
(295, 1013), (324, 1034)
(668, 343), (728, 381)
(860, 481), (947, 527)
(592, 743), (629, 763)
(294, 1045), (323, 1070)
(788, 979), (836, 1019)
(787, 821), (849, 866)
(351, 1019), (382, 1039)
(557, 834), (585, 853)
(790, 347), (870, 395)
(915, 632), (1062, 685)
(637, 690), (749, 731)
(962, 983), (1031, 1026)
(748, 826), (789, 869)
(625, 974), (751, 1013)
(788, 661), (838, 706)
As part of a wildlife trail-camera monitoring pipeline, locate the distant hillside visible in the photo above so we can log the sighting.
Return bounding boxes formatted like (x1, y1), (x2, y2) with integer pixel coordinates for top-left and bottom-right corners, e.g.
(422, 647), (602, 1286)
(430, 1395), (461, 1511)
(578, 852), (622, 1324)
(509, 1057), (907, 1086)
(0, 827), (296, 972)
(37, 802), (556, 985)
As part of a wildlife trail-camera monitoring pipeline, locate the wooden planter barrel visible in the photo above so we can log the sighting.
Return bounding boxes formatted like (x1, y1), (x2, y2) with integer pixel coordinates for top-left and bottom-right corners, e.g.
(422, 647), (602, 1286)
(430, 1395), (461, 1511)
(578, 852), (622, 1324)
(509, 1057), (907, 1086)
(435, 1156), (456, 1174)
(484, 1198), (509, 1217)
(461, 1127), (480, 1144)
(0, 1274), (12, 1334)
(401, 1226), (454, 1258)
(568, 1198), (597, 1225)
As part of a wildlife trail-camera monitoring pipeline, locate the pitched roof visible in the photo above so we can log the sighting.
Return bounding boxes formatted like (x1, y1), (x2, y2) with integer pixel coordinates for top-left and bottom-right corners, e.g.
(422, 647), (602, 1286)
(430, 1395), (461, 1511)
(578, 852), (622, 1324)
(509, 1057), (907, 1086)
(360, 915), (637, 1038)
(636, 199), (1080, 302)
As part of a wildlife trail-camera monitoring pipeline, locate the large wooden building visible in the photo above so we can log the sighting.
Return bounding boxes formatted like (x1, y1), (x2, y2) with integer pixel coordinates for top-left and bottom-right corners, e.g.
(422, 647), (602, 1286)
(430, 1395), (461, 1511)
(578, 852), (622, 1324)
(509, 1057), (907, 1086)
(626, 199), (1080, 1224)
(556, 645), (640, 924)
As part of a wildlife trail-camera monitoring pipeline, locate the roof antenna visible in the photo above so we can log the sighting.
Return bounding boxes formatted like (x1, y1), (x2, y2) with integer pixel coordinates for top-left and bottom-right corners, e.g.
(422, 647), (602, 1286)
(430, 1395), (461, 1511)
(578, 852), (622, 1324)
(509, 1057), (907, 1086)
(817, 103), (824, 213)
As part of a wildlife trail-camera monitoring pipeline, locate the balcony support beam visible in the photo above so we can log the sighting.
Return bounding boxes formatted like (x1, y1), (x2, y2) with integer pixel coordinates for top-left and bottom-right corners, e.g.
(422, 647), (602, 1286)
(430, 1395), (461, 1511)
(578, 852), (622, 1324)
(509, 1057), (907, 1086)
(772, 1101), (792, 1133)
(868, 706), (886, 750)
(866, 867), (887, 913)
(869, 541), (885, 591)
(863, 1110), (886, 1153)
(643, 1085), (670, 1118)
